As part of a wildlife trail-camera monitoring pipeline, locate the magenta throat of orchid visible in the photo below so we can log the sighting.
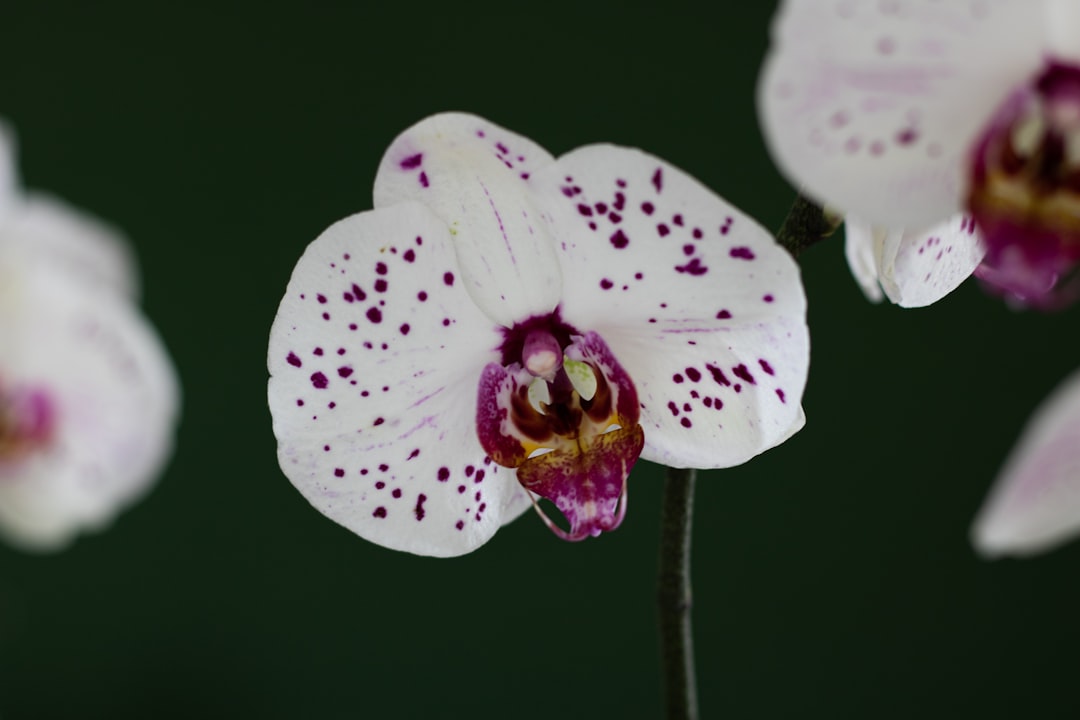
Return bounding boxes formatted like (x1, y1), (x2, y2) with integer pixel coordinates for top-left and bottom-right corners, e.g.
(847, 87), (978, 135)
(476, 310), (645, 542)
(0, 380), (57, 471)
(968, 60), (1080, 308)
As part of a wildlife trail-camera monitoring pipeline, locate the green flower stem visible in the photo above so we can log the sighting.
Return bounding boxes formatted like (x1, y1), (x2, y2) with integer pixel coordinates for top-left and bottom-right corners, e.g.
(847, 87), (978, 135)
(657, 466), (698, 720)
(775, 192), (841, 259)
(654, 192), (836, 717)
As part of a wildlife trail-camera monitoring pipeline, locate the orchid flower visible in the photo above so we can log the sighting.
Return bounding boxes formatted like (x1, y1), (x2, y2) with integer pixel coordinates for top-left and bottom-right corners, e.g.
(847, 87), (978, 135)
(0, 121), (179, 552)
(267, 113), (810, 557)
(972, 368), (1080, 557)
(759, 0), (1080, 308)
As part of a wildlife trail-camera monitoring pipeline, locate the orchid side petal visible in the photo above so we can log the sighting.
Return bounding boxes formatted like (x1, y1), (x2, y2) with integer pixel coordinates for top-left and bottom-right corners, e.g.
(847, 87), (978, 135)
(877, 213), (985, 307)
(0, 119), (16, 222)
(0, 193), (140, 299)
(758, 0), (1045, 228)
(0, 252), (179, 552)
(843, 217), (886, 303)
(268, 203), (531, 557)
(532, 145), (809, 468)
(972, 369), (1080, 558)
(373, 112), (562, 328)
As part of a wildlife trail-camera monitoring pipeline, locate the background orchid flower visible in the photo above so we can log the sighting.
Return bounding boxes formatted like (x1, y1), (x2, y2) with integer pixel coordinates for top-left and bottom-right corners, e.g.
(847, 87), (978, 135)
(0, 121), (180, 552)
(268, 112), (810, 557)
(972, 368), (1080, 557)
(759, 0), (1080, 308)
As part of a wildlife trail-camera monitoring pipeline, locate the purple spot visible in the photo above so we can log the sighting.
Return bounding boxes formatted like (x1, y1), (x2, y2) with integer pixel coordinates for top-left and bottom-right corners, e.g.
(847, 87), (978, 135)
(373, 507), (387, 519)
(667, 401), (680, 416)
(610, 229), (629, 249)
(634, 272), (643, 280)
(444, 272), (455, 286)
(296, 399), (304, 406)
(352, 284), (367, 301)
(374, 279), (388, 293)
(392, 488), (402, 499)
(465, 465), (475, 476)
(732, 364), (756, 385)
(776, 388), (786, 403)
(730, 247), (755, 260)
(763, 294), (774, 303)
(675, 258), (708, 276)
(438, 467), (450, 481)
(417, 291), (428, 302)
(716, 309), (731, 319)
(600, 278), (614, 290)
(641, 202), (654, 215)
(474, 469), (485, 483)
(685, 367), (701, 382)
(652, 168), (663, 192)
(286, 352), (302, 368)
(672, 214), (684, 226)
(657, 224), (670, 237)
(595, 202), (608, 214)
(673, 373), (684, 384)
(496, 142), (509, 154)
(680, 417), (692, 428)
(375, 262), (388, 275)
(400, 323), (411, 336)
(317, 294), (327, 304)
(338, 366), (353, 378)
(457, 485), (466, 494)
(414, 494), (427, 521)
(692, 228), (703, 239)
(706, 364), (731, 386)
(403, 249), (416, 263)
(456, 520), (465, 530)
(614, 192), (626, 211)
(334, 468), (345, 478)
(408, 448), (420, 460)
(321, 312), (330, 321)
(311, 372), (328, 389)
(374, 417), (385, 426)
(897, 128), (918, 145)
(577, 203), (593, 217)
(400, 153), (423, 169)
(367, 307), (382, 323)
(419, 172), (429, 187)
(682, 244), (694, 256)
(379, 463), (389, 472)
(758, 359), (775, 376)
(375, 480), (384, 489)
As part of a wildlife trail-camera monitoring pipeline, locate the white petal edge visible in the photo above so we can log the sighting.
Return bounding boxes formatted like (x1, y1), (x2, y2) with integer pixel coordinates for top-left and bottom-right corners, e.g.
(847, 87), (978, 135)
(758, 0), (1046, 228)
(972, 368), (1080, 558)
(372, 112), (562, 328)
(531, 144), (810, 468)
(0, 193), (140, 299)
(268, 202), (531, 557)
(0, 252), (179, 552)
(844, 217), (886, 303)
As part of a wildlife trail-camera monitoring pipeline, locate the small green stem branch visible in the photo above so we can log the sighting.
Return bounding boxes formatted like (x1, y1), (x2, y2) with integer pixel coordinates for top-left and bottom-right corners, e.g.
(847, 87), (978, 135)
(775, 193), (841, 259)
(657, 466), (698, 720)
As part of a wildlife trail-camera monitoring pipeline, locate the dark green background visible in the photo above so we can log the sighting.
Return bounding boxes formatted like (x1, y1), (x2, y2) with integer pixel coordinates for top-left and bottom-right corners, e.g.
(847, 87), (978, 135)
(2, 3), (1076, 718)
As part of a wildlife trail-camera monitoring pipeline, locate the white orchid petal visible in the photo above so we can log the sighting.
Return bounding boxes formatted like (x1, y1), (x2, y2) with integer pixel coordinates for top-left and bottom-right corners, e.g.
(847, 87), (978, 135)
(1, 193), (140, 299)
(1045, 0), (1080, 62)
(877, 213), (985, 307)
(972, 369), (1080, 558)
(843, 217), (886, 302)
(532, 145), (809, 468)
(0, 119), (18, 222)
(268, 203), (531, 557)
(373, 113), (561, 328)
(759, 0), (1046, 228)
(0, 253), (179, 552)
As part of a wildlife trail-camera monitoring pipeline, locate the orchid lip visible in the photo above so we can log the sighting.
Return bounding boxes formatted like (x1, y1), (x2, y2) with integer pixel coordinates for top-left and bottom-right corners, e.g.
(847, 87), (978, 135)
(476, 315), (643, 541)
(0, 381), (57, 470)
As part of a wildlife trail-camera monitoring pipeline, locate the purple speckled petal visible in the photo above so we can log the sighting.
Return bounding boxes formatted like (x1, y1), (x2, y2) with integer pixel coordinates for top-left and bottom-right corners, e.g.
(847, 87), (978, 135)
(518, 424), (643, 541)
(972, 368), (1080, 558)
(758, 0), (1045, 228)
(373, 113), (562, 328)
(268, 203), (531, 557)
(0, 245), (179, 551)
(531, 146), (809, 468)
(845, 212), (985, 307)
